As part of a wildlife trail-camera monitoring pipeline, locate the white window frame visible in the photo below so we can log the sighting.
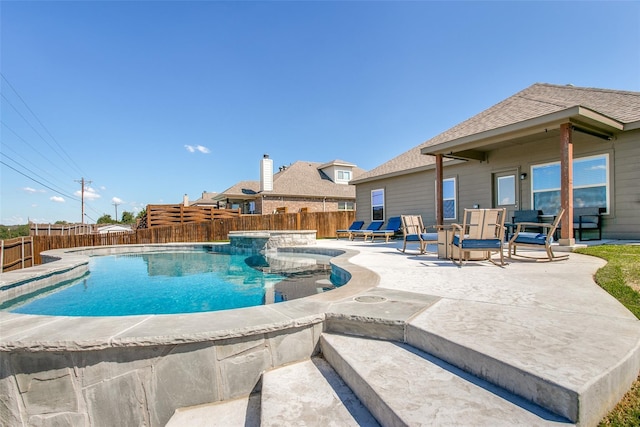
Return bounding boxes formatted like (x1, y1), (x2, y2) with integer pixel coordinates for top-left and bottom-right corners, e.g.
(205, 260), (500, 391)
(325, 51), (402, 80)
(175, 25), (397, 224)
(337, 170), (351, 182)
(371, 188), (385, 221)
(436, 177), (457, 221)
(531, 153), (610, 214)
(338, 201), (355, 211)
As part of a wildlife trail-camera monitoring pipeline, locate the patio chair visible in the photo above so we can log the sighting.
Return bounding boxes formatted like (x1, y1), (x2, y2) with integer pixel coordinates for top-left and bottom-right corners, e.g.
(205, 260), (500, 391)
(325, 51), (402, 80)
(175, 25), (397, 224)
(506, 209), (543, 240)
(450, 208), (506, 266)
(370, 216), (403, 242)
(335, 220), (364, 240)
(400, 215), (438, 254)
(508, 209), (568, 262)
(350, 221), (384, 241)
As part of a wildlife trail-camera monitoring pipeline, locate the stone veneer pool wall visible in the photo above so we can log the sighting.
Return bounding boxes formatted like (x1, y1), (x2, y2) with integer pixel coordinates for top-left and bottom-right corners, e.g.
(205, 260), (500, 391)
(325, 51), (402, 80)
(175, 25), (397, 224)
(0, 234), (378, 426)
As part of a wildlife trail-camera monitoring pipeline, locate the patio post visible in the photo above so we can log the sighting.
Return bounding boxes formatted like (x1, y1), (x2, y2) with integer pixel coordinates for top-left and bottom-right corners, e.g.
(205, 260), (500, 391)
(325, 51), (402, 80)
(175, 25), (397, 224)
(435, 154), (444, 226)
(559, 123), (575, 246)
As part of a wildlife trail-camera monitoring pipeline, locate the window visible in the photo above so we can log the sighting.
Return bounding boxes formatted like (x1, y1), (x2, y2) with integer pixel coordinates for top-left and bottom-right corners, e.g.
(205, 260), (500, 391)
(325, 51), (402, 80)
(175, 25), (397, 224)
(338, 201), (354, 211)
(337, 170), (351, 181)
(442, 178), (457, 220)
(371, 189), (384, 221)
(497, 175), (516, 205)
(532, 154), (609, 214)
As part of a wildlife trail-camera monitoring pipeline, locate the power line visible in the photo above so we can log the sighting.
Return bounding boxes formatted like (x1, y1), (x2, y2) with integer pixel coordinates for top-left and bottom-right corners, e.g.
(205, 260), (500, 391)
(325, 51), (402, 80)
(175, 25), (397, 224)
(1, 73), (87, 177)
(1, 121), (78, 180)
(0, 159), (80, 202)
(0, 151), (78, 198)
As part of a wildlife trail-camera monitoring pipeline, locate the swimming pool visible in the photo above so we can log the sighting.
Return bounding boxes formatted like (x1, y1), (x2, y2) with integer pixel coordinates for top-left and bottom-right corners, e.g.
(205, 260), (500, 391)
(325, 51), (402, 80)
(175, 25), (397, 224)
(3, 249), (345, 316)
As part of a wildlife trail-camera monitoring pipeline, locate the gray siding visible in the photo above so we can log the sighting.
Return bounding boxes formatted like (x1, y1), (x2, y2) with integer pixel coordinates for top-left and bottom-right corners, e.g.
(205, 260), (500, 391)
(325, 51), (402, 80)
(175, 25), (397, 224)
(356, 129), (640, 239)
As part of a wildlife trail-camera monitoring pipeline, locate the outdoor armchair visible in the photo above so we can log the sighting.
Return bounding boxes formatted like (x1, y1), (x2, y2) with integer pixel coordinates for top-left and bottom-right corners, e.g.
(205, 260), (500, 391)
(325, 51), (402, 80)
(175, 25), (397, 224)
(450, 208), (506, 266)
(508, 209), (567, 262)
(400, 215), (438, 254)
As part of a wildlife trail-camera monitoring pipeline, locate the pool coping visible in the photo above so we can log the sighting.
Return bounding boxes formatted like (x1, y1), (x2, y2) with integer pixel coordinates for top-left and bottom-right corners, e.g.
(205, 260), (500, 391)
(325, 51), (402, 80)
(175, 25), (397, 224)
(0, 243), (380, 352)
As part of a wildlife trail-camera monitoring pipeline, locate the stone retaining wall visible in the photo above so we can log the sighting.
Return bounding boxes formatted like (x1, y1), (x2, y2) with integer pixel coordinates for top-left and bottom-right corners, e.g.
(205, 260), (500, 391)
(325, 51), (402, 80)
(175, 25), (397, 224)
(0, 321), (323, 427)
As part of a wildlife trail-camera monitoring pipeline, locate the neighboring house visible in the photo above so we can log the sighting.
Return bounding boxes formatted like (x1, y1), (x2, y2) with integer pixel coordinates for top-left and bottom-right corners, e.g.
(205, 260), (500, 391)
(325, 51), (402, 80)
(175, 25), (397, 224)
(96, 224), (132, 234)
(351, 83), (640, 241)
(183, 191), (220, 208)
(214, 155), (364, 214)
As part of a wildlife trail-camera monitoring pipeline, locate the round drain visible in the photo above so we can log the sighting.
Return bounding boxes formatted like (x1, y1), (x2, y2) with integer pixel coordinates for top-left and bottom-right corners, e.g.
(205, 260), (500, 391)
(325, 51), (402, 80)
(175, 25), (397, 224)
(354, 295), (387, 304)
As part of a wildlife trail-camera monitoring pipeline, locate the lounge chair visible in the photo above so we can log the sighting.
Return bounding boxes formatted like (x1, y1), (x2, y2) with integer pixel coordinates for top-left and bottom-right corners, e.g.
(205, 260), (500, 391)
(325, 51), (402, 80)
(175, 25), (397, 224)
(370, 216), (403, 242)
(508, 209), (568, 262)
(335, 220), (364, 240)
(506, 209), (543, 240)
(350, 221), (384, 241)
(400, 215), (438, 253)
(451, 208), (506, 266)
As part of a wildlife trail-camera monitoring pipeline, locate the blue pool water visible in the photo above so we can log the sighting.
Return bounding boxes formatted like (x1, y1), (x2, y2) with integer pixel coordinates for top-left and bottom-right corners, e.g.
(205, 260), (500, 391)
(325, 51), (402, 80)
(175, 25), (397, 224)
(5, 250), (341, 317)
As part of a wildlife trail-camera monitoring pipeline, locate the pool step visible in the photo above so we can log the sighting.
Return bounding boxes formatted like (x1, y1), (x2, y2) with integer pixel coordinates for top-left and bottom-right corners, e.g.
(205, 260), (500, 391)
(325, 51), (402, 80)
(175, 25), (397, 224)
(166, 394), (260, 427)
(261, 358), (379, 426)
(320, 332), (571, 426)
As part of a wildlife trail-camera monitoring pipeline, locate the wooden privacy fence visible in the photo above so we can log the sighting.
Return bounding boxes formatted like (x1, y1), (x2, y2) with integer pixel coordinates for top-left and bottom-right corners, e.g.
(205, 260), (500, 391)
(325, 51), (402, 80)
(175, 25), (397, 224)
(145, 205), (241, 227)
(30, 223), (95, 236)
(1, 237), (34, 272)
(25, 211), (355, 266)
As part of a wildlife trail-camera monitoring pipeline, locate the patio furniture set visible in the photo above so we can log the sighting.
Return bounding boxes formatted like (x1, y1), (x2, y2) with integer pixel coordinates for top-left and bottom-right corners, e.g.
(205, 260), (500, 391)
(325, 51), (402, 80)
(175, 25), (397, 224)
(336, 206), (604, 266)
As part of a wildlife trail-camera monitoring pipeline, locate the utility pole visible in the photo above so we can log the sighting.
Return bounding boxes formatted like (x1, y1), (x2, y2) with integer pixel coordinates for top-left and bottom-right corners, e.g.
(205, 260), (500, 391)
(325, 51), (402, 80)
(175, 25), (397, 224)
(75, 178), (92, 225)
(113, 201), (120, 222)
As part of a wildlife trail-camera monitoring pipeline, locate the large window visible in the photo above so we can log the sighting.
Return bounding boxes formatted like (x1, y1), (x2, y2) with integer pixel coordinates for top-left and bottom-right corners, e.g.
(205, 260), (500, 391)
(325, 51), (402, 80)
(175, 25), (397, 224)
(532, 154), (609, 214)
(442, 178), (456, 220)
(371, 189), (384, 221)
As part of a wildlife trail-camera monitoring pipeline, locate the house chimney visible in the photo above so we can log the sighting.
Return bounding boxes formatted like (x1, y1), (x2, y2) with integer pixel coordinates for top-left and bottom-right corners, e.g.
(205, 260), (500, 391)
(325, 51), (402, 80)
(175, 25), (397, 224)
(260, 154), (273, 192)
(183, 194), (189, 207)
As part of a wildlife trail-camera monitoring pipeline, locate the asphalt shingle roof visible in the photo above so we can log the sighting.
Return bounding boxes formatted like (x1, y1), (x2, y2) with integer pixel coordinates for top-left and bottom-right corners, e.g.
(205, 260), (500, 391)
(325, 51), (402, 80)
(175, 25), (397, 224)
(219, 161), (365, 199)
(354, 83), (640, 183)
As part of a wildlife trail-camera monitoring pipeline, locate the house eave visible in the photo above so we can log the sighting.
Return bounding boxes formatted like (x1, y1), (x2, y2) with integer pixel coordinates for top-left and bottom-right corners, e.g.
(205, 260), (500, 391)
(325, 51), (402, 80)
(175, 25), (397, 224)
(421, 106), (624, 157)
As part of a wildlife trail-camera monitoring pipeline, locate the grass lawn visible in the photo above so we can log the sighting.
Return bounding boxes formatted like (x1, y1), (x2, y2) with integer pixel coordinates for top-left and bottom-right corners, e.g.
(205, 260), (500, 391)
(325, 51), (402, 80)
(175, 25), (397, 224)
(574, 245), (640, 426)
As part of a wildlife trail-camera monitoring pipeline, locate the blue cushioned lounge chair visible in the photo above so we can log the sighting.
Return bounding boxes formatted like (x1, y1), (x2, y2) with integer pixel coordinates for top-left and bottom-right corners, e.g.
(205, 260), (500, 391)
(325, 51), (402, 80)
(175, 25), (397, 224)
(508, 209), (568, 262)
(370, 216), (403, 242)
(336, 220), (364, 240)
(400, 215), (438, 254)
(350, 221), (384, 241)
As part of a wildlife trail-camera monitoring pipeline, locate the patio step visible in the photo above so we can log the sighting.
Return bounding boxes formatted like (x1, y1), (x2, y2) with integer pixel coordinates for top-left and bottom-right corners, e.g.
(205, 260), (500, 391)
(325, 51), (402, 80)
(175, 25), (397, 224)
(261, 358), (379, 426)
(166, 394), (260, 427)
(320, 332), (571, 426)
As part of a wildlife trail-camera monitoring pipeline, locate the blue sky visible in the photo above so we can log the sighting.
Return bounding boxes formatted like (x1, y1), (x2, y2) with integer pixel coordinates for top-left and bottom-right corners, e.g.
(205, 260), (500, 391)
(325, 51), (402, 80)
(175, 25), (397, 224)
(1, 1), (639, 225)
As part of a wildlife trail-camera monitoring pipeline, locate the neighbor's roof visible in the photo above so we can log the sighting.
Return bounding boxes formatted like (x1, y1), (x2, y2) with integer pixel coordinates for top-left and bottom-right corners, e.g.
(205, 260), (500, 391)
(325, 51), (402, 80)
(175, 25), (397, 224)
(218, 160), (366, 199)
(353, 83), (640, 184)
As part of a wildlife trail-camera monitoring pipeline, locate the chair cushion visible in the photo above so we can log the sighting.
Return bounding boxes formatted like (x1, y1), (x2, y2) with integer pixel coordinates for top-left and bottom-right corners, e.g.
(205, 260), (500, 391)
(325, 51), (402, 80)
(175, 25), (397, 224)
(421, 233), (438, 241)
(514, 232), (549, 245)
(452, 236), (502, 249)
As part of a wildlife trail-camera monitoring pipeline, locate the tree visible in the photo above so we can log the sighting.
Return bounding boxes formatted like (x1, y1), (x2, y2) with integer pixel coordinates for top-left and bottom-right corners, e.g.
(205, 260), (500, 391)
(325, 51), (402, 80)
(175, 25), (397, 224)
(121, 211), (135, 224)
(97, 214), (115, 224)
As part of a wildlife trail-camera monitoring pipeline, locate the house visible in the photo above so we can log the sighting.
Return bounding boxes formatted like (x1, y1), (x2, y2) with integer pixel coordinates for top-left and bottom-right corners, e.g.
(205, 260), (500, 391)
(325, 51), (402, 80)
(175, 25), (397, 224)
(351, 83), (640, 241)
(182, 191), (220, 208)
(214, 155), (365, 214)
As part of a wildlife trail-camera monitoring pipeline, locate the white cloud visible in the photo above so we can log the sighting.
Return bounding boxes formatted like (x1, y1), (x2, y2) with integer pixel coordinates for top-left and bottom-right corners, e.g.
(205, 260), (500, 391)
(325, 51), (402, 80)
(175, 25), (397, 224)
(23, 187), (44, 194)
(75, 186), (101, 201)
(185, 144), (210, 154)
(50, 196), (65, 203)
(112, 196), (124, 204)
